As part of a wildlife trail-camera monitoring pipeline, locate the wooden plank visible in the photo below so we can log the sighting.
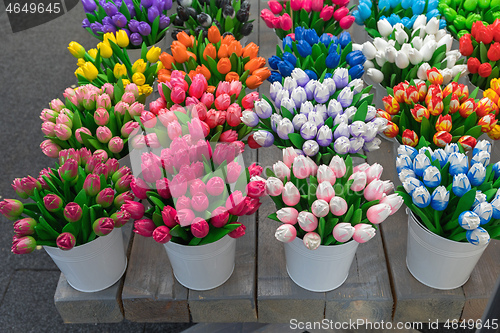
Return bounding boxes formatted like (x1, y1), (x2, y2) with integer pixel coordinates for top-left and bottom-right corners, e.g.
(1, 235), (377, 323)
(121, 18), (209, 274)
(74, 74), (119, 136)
(53, 223), (133, 324)
(368, 139), (466, 322)
(188, 149), (258, 322)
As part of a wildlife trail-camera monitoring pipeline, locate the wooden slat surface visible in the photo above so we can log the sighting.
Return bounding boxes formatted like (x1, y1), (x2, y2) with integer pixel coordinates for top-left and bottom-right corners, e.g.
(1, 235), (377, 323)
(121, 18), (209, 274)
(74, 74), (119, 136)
(53, 223), (133, 324)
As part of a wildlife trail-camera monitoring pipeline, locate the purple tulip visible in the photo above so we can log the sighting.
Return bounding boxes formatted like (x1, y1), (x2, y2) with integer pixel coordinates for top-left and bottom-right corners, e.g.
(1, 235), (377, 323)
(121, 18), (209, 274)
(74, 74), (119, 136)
(130, 32), (143, 46)
(102, 16), (113, 26)
(349, 137), (365, 153)
(90, 22), (103, 35)
(102, 24), (117, 33)
(82, 0), (97, 12)
(316, 125), (333, 146)
(349, 121), (366, 137)
(128, 19), (140, 33)
(334, 136), (351, 155)
(82, 18), (91, 28)
(103, 2), (118, 16)
(112, 13), (128, 28)
(148, 6), (160, 22)
(300, 121), (317, 140)
(334, 123), (349, 139)
(159, 15), (170, 29)
(141, 0), (153, 7)
(138, 22), (152, 36)
(164, 0), (173, 10)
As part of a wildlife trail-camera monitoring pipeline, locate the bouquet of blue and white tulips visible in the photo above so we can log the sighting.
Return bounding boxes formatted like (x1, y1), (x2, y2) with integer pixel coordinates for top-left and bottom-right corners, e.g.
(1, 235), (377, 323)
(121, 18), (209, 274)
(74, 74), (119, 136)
(247, 67), (388, 164)
(396, 140), (500, 246)
(267, 30), (366, 84)
(352, 0), (445, 38)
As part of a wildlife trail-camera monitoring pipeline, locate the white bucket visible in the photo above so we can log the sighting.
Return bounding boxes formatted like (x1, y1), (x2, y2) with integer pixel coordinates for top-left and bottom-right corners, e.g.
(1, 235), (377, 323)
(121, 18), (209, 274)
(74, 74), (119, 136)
(163, 235), (236, 291)
(44, 228), (127, 292)
(126, 37), (167, 65)
(349, 23), (369, 44)
(406, 212), (489, 290)
(284, 237), (359, 292)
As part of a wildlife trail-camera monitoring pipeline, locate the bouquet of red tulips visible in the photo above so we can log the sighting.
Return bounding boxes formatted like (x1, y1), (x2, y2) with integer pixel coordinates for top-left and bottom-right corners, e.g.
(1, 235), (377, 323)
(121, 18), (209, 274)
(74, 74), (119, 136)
(0, 149), (142, 254)
(459, 20), (500, 90)
(156, 27), (270, 88)
(377, 67), (500, 148)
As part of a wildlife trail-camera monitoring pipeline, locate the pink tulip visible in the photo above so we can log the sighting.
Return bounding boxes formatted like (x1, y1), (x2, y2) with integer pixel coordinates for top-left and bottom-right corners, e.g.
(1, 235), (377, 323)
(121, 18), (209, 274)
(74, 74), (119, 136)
(56, 233), (76, 251)
(96, 126), (112, 143)
(124, 84), (139, 98)
(226, 104), (242, 127)
(303, 232), (321, 250)
(293, 156), (310, 179)
(153, 226), (172, 243)
(115, 174), (133, 193)
(312, 199), (330, 217)
(229, 81), (242, 96)
(171, 86), (186, 104)
(40, 139), (61, 158)
(226, 161), (242, 183)
(189, 79), (205, 100)
(54, 124), (72, 141)
(191, 193), (209, 212)
(134, 218), (156, 237)
(365, 163), (383, 183)
(329, 156), (346, 178)
(111, 210), (131, 228)
(241, 92), (259, 109)
(266, 177), (284, 196)
(380, 194), (403, 215)
(102, 83), (115, 97)
(215, 93), (231, 111)
(339, 15), (355, 29)
(247, 180), (266, 198)
(114, 191), (134, 208)
(162, 206), (179, 228)
(191, 103), (208, 120)
(93, 108), (109, 126)
(280, 14), (293, 30)
(271, 16), (281, 28)
(11, 236), (36, 254)
(260, 9), (275, 29)
(108, 137), (124, 154)
(273, 161), (291, 181)
(277, 207), (299, 224)
(226, 191), (247, 215)
(96, 94), (111, 110)
(170, 174), (188, 198)
(350, 172), (367, 192)
(168, 121), (183, 140)
(13, 218), (36, 237)
(316, 181), (335, 202)
(297, 211), (318, 232)
(206, 176), (225, 196)
(191, 218), (210, 238)
(366, 203), (392, 224)
(122, 92), (135, 104)
(290, 0), (303, 10)
(41, 122), (56, 136)
(178, 208), (195, 226)
(333, 223), (355, 243)
(302, 0), (312, 12)
(317, 165), (336, 185)
(59, 148), (80, 165)
(220, 130), (238, 142)
(156, 178), (171, 199)
(141, 155), (162, 183)
(56, 113), (72, 128)
(175, 195), (191, 211)
(248, 162), (263, 177)
(129, 101), (146, 117)
(320, 5), (334, 20)
(112, 165), (131, 183)
(329, 196), (347, 216)
(50, 98), (65, 112)
(200, 92), (215, 108)
(122, 200), (145, 219)
(93, 217), (115, 236)
(275, 224), (297, 243)
(268, 0), (283, 14)
(211, 206), (229, 227)
(353, 224), (376, 243)
(353, 163), (370, 173)
(382, 180), (394, 194)
(140, 110), (157, 128)
(283, 147), (298, 168)
(114, 101), (129, 116)
(363, 180), (385, 201)
(158, 110), (178, 127)
(242, 197), (261, 215)
(333, 6), (348, 21)
(96, 188), (115, 208)
(282, 182), (301, 206)
(75, 127), (92, 143)
(229, 224), (247, 238)
(64, 202), (83, 223)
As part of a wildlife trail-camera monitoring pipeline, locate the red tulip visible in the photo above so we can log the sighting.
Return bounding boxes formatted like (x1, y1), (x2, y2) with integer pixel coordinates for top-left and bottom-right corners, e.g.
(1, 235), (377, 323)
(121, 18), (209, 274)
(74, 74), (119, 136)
(459, 34), (474, 56)
(478, 63), (492, 78)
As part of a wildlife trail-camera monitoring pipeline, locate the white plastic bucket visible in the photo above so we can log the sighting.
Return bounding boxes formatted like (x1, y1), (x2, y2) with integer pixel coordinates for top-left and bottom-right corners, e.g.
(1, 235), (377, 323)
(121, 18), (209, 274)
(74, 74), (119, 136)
(406, 212), (489, 290)
(44, 227), (127, 292)
(349, 23), (369, 44)
(126, 37), (167, 64)
(163, 235), (236, 291)
(284, 237), (359, 292)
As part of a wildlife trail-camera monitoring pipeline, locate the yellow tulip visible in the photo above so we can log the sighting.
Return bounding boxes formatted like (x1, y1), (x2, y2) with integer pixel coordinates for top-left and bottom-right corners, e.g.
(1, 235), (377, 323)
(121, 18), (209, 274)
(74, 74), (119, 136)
(146, 46), (162, 63)
(97, 42), (113, 59)
(488, 124), (500, 140)
(116, 30), (129, 48)
(122, 79), (131, 86)
(88, 48), (98, 59)
(77, 58), (86, 67)
(132, 72), (146, 86)
(74, 67), (85, 78)
(132, 59), (147, 73)
(82, 62), (99, 81)
(156, 61), (164, 72)
(68, 41), (86, 58)
(103, 32), (117, 46)
(113, 64), (128, 79)
(139, 84), (153, 96)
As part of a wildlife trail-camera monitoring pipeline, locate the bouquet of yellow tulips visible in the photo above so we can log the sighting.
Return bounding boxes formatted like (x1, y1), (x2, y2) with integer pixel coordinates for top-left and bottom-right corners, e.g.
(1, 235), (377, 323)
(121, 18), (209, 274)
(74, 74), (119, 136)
(69, 30), (164, 96)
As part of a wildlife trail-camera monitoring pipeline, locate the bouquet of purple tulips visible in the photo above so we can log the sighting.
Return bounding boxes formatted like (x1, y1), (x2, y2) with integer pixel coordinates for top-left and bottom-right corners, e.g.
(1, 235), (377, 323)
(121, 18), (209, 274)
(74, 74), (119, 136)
(265, 147), (403, 249)
(82, 0), (172, 47)
(248, 67), (388, 163)
(0, 149), (142, 254)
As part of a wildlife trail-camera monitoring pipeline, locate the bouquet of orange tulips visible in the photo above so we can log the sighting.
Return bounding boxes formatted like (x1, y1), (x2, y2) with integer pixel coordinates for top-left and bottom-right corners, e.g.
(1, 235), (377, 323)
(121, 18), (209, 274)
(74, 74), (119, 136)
(156, 26), (270, 88)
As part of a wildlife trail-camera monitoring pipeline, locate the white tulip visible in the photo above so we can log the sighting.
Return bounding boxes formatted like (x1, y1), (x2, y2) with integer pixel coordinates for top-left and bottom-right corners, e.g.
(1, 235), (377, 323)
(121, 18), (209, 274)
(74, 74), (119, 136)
(377, 19), (394, 37)
(367, 68), (384, 84)
(412, 36), (423, 50)
(373, 37), (388, 51)
(387, 39), (396, 47)
(395, 51), (409, 69)
(451, 64), (468, 78)
(362, 42), (377, 60)
(364, 60), (375, 69)
(352, 43), (363, 51)
(413, 15), (427, 30)
(420, 41), (437, 62)
(417, 63), (431, 80)
(435, 29), (447, 42)
(441, 68), (453, 85)
(400, 43), (412, 56)
(423, 34), (436, 45)
(375, 51), (387, 66)
(437, 34), (453, 52)
(408, 48), (423, 65)
(395, 29), (408, 44)
(444, 54), (457, 69)
(447, 50), (461, 58)
(385, 46), (397, 63)
(394, 23), (405, 31)
(425, 17), (439, 35)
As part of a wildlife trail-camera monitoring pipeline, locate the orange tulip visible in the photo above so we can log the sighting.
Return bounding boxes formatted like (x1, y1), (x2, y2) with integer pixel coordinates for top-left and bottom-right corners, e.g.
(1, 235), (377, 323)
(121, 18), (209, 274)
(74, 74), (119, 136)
(197, 65), (211, 80)
(157, 69), (171, 83)
(203, 44), (217, 61)
(228, 41), (243, 57)
(226, 72), (240, 82)
(242, 42), (259, 59)
(217, 58), (232, 74)
(244, 57), (266, 74)
(207, 85), (216, 94)
(218, 44), (229, 58)
(208, 26), (221, 44)
(171, 43), (189, 63)
(159, 52), (175, 70)
(246, 75), (263, 89)
(188, 70), (197, 80)
(252, 67), (271, 81)
(177, 31), (193, 48)
(222, 34), (235, 45)
(186, 51), (197, 61)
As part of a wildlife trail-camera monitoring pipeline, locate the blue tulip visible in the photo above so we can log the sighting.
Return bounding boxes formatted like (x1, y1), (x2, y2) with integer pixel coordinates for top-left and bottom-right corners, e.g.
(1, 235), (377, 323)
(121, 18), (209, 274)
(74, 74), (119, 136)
(304, 69), (318, 80)
(396, 155), (413, 173)
(268, 71), (283, 83)
(444, 143), (460, 154)
(412, 0), (425, 15)
(430, 186), (449, 211)
(403, 177), (423, 195)
(297, 40), (312, 57)
(398, 145), (418, 160)
(378, 0), (390, 11)
(426, 9), (440, 21)
(295, 26), (305, 41)
(401, 0), (411, 9)
(328, 42), (339, 54)
(283, 36), (293, 51)
(453, 174), (471, 197)
(326, 52), (341, 69)
(491, 198), (500, 219)
(471, 151), (490, 167)
(358, 3), (372, 20)
(268, 56), (281, 70)
(304, 29), (319, 45)
(432, 149), (448, 168)
(348, 65), (365, 79)
(330, 35), (339, 46)
(319, 33), (332, 47)
(324, 73), (332, 79)
(278, 60), (294, 77)
(492, 162), (500, 179)
(283, 52), (297, 67)
(466, 227), (490, 246)
(353, 11), (364, 25)
(408, 15), (417, 28)
(360, 0), (372, 8)
(401, 17), (411, 28)
(346, 50), (366, 67)
(473, 202), (493, 225)
(389, 0), (400, 8)
(413, 153), (431, 177)
(468, 163), (486, 187)
(473, 140), (492, 155)
(338, 32), (351, 48)
(459, 211), (481, 230)
(448, 153), (468, 176)
(423, 166), (441, 188)
(388, 13), (401, 26)
(412, 186), (431, 208)
(439, 19), (446, 29)
(428, 0), (439, 10)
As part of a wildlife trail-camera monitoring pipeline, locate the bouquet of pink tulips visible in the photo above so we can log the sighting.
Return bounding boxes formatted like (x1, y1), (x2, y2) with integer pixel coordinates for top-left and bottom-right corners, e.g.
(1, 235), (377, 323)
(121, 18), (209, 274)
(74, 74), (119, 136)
(131, 136), (265, 245)
(260, 0), (355, 40)
(0, 149), (142, 254)
(40, 83), (143, 160)
(266, 147), (403, 249)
